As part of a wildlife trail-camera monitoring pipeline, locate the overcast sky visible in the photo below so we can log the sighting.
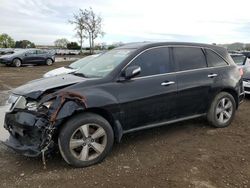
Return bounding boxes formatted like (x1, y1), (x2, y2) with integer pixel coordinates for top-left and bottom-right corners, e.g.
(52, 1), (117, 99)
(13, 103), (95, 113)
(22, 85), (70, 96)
(1, 0), (250, 45)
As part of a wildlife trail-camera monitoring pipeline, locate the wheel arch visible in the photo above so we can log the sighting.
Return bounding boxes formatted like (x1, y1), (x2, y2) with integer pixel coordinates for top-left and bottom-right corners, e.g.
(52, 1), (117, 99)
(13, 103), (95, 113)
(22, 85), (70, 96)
(57, 107), (123, 143)
(12, 57), (22, 64)
(83, 107), (123, 142)
(46, 57), (54, 64)
(47, 57), (54, 62)
(218, 88), (238, 109)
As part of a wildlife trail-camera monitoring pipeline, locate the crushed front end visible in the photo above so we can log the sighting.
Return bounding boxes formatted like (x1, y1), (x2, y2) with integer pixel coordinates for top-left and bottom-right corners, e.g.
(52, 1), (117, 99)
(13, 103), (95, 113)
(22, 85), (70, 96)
(3, 92), (86, 157)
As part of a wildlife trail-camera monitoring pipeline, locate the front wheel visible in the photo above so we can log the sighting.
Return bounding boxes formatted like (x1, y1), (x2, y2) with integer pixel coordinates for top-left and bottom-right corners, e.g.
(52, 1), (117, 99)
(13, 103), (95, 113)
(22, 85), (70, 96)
(207, 92), (236, 128)
(12, 58), (22, 67)
(58, 113), (114, 168)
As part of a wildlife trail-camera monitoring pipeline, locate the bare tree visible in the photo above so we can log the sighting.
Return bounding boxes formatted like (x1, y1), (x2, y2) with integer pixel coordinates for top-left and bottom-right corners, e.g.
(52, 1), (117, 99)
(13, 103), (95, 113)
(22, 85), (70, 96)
(69, 13), (87, 52)
(70, 8), (104, 54)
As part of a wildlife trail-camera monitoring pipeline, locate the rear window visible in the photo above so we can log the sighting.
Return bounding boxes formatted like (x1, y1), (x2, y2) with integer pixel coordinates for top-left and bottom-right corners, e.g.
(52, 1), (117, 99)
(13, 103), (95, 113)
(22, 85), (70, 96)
(173, 47), (207, 71)
(205, 49), (228, 67)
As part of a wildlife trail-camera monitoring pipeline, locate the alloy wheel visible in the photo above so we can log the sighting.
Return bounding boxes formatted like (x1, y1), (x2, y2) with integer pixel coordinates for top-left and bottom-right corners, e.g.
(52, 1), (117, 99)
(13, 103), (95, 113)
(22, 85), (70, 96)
(69, 123), (107, 161)
(215, 97), (233, 124)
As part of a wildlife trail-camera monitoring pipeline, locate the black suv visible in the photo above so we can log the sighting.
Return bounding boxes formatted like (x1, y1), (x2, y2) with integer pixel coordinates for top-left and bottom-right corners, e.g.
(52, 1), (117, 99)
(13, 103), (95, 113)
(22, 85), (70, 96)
(3, 42), (244, 167)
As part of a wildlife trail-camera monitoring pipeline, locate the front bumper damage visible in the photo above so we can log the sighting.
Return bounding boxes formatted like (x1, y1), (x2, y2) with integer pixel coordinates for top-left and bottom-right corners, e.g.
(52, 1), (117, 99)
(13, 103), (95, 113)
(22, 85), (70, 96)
(4, 111), (49, 156)
(3, 91), (87, 157)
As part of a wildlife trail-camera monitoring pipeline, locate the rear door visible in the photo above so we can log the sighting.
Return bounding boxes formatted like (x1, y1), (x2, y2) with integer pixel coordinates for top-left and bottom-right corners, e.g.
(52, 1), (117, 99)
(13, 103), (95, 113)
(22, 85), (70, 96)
(173, 47), (214, 118)
(204, 48), (230, 100)
(117, 47), (178, 131)
(36, 50), (47, 64)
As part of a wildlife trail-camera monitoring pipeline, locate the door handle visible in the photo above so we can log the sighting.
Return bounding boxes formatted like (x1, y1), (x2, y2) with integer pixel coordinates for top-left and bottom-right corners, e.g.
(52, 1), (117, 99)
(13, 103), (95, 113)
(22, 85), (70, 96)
(208, 73), (218, 78)
(161, 81), (175, 86)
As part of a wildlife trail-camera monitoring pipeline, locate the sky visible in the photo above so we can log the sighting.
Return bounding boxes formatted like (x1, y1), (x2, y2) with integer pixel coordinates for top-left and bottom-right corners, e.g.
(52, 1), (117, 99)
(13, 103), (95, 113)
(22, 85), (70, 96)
(0, 0), (250, 46)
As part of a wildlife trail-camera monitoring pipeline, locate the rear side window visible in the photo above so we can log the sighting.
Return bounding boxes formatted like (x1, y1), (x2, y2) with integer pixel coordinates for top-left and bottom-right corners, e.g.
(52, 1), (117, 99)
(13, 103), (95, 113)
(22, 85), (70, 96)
(26, 50), (36, 55)
(173, 47), (207, 71)
(230, 55), (246, 66)
(129, 47), (173, 77)
(205, 49), (228, 67)
(36, 50), (47, 54)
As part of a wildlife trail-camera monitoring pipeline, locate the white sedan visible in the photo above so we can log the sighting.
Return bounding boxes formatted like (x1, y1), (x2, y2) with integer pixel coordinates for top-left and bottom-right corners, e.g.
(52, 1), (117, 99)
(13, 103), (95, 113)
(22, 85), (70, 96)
(43, 54), (99, 78)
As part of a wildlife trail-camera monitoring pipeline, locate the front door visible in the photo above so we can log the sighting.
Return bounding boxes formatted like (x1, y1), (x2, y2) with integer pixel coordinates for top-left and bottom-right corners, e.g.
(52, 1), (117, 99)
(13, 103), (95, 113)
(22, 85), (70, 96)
(117, 47), (178, 131)
(23, 50), (37, 63)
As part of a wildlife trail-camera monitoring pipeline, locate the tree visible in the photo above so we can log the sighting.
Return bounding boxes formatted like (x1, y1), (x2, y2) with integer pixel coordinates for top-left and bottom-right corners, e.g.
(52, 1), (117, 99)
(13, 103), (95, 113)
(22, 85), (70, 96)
(67, 42), (80, 50)
(108, 45), (116, 50)
(54, 38), (69, 49)
(69, 11), (87, 52)
(0, 33), (15, 48)
(15, 40), (36, 48)
(70, 8), (104, 54)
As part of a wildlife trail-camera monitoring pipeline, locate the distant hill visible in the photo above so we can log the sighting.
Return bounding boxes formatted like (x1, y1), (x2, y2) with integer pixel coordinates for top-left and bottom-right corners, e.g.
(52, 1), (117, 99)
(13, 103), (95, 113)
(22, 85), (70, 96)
(218, 43), (250, 51)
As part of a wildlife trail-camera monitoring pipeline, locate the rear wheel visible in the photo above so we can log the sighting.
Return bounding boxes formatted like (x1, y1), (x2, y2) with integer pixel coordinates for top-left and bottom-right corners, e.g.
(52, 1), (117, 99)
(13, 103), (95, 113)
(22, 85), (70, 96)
(207, 92), (236, 128)
(12, 58), (22, 67)
(46, 58), (53, 66)
(58, 113), (114, 167)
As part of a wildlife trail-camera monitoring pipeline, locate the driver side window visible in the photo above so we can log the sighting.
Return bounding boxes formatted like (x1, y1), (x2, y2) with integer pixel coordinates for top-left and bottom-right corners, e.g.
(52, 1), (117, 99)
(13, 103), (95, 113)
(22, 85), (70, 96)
(128, 47), (173, 77)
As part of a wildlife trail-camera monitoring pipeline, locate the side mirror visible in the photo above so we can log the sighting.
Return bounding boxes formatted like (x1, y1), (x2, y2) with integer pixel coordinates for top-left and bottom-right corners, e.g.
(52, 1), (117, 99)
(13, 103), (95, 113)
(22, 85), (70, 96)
(123, 66), (141, 79)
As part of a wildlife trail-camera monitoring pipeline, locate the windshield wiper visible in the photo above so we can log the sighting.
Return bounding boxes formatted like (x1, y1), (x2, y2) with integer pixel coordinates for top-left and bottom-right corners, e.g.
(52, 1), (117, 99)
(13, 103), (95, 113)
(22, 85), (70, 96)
(72, 72), (88, 78)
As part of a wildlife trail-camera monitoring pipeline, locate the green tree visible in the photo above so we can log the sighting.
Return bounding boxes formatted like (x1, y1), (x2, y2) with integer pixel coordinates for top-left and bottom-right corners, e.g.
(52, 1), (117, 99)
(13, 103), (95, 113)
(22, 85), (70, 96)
(0, 33), (15, 48)
(54, 38), (69, 49)
(15, 40), (36, 48)
(108, 45), (115, 50)
(67, 42), (80, 50)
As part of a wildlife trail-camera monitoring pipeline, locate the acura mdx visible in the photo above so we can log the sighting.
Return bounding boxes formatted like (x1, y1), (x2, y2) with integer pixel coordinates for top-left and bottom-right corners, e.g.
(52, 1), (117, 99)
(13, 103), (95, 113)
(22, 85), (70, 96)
(3, 42), (244, 167)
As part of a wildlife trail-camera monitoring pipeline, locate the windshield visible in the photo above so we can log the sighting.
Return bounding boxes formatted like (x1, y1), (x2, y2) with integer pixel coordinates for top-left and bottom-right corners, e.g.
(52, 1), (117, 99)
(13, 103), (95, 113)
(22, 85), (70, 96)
(231, 55), (246, 65)
(69, 55), (98, 69)
(74, 49), (135, 78)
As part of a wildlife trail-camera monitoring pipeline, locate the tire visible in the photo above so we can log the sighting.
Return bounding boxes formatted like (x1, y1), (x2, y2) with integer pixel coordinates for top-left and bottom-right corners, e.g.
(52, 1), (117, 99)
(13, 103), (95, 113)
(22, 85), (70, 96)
(46, 58), (53, 66)
(207, 92), (236, 128)
(58, 113), (114, 168)
(12, 58), (22, 67)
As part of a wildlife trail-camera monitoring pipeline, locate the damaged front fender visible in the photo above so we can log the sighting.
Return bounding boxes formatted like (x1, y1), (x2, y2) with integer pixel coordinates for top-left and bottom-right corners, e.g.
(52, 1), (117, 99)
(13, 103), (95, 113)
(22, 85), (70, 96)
(42, 91), (87, 123)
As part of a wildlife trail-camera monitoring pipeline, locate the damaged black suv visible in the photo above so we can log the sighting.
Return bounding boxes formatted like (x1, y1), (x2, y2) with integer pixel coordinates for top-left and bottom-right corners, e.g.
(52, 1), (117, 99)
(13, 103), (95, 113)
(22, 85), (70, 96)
(3, 42), (244, 167)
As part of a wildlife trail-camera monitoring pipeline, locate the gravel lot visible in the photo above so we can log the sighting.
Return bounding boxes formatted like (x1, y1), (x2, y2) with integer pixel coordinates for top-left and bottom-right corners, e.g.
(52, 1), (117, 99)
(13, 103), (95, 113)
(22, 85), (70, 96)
(0, 62), (250, 188)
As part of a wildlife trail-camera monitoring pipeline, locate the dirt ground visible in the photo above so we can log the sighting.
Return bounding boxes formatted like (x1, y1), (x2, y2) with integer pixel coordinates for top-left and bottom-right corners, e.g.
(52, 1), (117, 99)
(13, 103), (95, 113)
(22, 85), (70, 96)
(0, 62), (250, 188)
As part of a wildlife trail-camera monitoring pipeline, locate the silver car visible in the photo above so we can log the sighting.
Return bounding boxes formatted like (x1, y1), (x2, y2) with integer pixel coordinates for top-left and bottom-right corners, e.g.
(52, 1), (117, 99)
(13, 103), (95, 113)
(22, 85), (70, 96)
(230, 53), (250, 94)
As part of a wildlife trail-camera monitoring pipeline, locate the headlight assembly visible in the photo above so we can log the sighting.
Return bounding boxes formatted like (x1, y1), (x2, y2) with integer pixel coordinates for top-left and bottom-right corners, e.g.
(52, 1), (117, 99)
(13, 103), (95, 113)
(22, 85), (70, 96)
(26, 102), (38, 111)
(42, 101), (53, 109)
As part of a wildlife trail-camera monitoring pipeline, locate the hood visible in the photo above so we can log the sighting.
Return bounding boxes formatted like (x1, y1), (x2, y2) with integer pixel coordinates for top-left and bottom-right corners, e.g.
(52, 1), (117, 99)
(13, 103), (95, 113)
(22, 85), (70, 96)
(0, 54), (14, 59)
(13, 74), (86, 99)
(43, 67), (77, 78)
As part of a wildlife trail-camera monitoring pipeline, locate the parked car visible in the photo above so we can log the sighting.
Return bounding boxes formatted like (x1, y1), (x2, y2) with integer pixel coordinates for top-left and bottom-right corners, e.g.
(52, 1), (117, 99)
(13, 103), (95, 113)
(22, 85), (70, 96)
(43, 54), (99, 78)
(230, 53), (250, 94)
(0, 48), (14, 56)
(3, 42), (244, 167)
(243, 72), (250, 94)
(0, 49), (55, 67)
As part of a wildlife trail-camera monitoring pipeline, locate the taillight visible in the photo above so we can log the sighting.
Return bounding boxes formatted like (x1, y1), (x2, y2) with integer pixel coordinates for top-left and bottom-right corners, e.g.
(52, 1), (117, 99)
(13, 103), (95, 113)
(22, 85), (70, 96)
(239, 68), (244, 77)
